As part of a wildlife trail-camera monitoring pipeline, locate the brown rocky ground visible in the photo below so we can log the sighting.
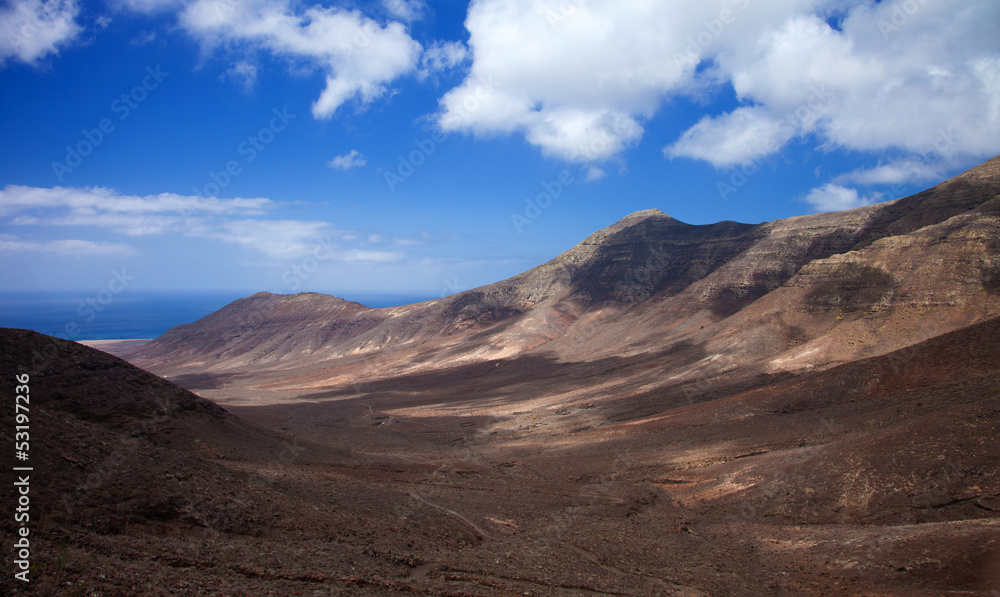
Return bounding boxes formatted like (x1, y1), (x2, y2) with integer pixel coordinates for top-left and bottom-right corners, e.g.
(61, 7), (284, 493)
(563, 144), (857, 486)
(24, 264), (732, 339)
(2, 312), (999, 596)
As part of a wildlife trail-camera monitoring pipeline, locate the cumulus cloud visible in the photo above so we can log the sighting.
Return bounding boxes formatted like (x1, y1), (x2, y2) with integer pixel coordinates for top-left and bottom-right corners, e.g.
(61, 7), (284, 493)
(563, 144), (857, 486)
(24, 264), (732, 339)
(802, 183), (883, 213)
(665, 106), (796, 168)
(669, 0), (1000, 168)
(438, 0), (705, 162)
(0, 0), (82, 65)
(179, 0), (422, 119)
(438, 0), (1000, 172)
(327, 149), (367, 170)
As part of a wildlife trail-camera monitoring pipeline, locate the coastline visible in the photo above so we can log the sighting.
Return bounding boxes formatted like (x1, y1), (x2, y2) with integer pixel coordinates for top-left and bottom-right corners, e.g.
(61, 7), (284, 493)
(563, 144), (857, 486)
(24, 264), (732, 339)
(78, 338), (153, 358)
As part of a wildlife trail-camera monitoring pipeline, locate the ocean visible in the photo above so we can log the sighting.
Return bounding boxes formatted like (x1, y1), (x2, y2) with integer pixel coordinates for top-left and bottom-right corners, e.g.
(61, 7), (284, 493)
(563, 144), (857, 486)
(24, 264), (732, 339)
(0, 291), (436, 341)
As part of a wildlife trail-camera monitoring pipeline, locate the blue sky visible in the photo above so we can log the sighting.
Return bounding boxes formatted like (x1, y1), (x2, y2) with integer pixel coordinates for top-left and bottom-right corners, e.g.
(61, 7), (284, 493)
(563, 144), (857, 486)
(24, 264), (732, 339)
(1, 0), (998, 301)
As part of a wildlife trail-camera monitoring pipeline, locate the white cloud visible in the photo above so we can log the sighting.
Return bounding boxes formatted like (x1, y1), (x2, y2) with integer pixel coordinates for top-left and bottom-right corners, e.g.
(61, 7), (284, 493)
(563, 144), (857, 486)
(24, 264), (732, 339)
(438, 0), (1000, 172)
(130, 30), (158, 46)
(668, 0), (1000, 168)
(584, 165), (605, 182)
(665, 106), (796, 168)
(222, 60), (258, 91)
(418, 40), (468, 78)
(112, 0), (180, 13)
(14, 211), (182, 236)
(0, 234), (138, 257)
(438, 0), (702, 163)
(0, 185), (336, 259)
(382, 0), (425, 23)
(834, 157), (960, 186)
(0, 0), (82, 65)
(342, 249), (405, 263)
(327, 149), (367, 170)
(189, 219), (330, 258)
(0, 185), (270, 218)
(802, 183), (883, 213)
(179, 0), (422, 119)
(0, 187), (462, 271)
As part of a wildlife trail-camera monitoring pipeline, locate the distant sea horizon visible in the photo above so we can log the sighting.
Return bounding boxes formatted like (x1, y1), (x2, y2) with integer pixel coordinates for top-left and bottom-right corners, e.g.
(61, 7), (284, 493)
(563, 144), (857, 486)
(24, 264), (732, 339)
(0, 290), (438, 341)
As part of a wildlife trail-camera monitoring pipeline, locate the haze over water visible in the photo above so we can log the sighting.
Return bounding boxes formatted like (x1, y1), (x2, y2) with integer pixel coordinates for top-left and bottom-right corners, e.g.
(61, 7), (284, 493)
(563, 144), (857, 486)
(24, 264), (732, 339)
(0, 291), (434, 340)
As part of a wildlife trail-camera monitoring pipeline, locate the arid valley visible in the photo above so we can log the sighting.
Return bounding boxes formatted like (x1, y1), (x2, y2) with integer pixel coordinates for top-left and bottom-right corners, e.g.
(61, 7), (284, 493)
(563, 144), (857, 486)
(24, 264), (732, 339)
(2, 156), (1000, 596)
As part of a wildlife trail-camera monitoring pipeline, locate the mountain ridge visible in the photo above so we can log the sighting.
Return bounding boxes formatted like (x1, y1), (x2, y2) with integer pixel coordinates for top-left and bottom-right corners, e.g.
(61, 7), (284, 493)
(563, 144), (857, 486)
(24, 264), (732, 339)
(130, 155), (1000, 391)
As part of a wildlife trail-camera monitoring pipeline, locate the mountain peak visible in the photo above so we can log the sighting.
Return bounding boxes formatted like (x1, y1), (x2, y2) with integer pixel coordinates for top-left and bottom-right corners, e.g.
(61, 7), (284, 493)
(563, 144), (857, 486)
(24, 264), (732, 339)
(627, 207), (668, 217)
(619, 208), (675, 223)
(599, 208), (687, 236)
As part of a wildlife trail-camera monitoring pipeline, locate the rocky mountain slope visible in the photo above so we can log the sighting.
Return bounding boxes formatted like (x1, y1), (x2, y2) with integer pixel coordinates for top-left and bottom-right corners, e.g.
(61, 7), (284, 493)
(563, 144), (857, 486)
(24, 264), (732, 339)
(131, 155), (1000, 392)
(0, 330), (322, 531)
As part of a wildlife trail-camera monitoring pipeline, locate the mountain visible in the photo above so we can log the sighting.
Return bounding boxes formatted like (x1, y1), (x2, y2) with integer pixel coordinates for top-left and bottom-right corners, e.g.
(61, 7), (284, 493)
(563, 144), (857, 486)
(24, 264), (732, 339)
(131, 155), (1000, 392)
